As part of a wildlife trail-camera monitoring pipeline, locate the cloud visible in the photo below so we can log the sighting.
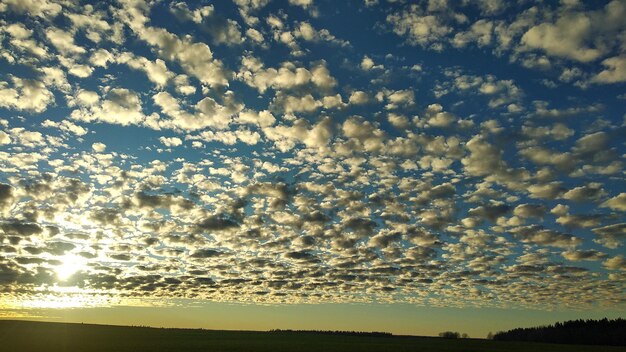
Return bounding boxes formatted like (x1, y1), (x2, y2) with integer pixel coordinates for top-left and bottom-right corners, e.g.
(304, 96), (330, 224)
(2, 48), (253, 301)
(562, 183), (606, 202)
(603, 255), (626, 270)
(238, 110), (276, 127)
(520, 1), (626, 63)
(264, 117), (332, 151)
(1, 221), (43, 237)
(387, 5), (451, 49)
(348, 91), (370, 105)
(602, 193), (626, 212)
(71, 88), (147, 126)
(45, 27), (86, 55)
(527, 182), (566, 200)
(194, 216), (240, 233)
(510, 225), (582, 248)
(237, 58), (336, 93)
(0, 0), (624, 310)
(423, 103), (456, 128)
(116, 53), (174, 87)
(92, 143), (106, 152)
(152, 91), (241, 131)
(592, 56), (626, 83)
(513, 204), (546, 218)
(6, 128), (46, 148)
(593, 223), (626, 249)
(453, 19), (493, 48)
(563, 249), (607, 262)
(521, 13), (602, 62)
(246, 28), (264, 43)
(573, 131), (609, 154)
(190, 248), (226, 258)
(0, 0), (62, 18)
(462, 135), (527, 189)
(468, 201), (511, 221)
(360, 56), (375, 70)
(159, 136), (183, 147)
(289, 0), (313, 9)
(292, 22), (349, 47)
(0, 184), (15, 212)
(41, 120), (88, 136)
(119, 0), (229, 88)
(170, 2), (243, 46)
(0, 77), (54, 113)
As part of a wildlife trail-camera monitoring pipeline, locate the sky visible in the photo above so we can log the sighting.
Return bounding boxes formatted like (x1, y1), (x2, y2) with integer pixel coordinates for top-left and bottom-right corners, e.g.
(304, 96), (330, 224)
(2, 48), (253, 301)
(0, 0), (625, 338)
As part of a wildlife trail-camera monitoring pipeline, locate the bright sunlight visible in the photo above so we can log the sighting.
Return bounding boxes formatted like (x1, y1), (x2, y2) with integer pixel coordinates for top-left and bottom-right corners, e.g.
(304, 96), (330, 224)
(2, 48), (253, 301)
(54, 254), (88, 281)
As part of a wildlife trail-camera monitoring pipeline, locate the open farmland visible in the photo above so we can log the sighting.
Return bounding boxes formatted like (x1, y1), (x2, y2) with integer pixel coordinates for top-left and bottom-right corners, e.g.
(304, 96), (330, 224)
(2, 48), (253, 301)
(1, 320), (625, 352)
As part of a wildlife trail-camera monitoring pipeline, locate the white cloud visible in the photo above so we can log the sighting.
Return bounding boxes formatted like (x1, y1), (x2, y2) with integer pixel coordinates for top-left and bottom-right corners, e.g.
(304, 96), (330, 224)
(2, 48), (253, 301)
(423, 103), (456, 128)
(387, 113), (409, 129)
(348, 91), (369, 105)
(92, 142), (106, 152)
(604, 255), (626, 270)
(76, 90), (100, 107)
(520, 1), (626, 63)
(602, 193), (626, 212)
(45, 27), (86, 55)
(0, 77), (54, 113)
(0, 0), (62, 18)
(0, 131), (11, 145)
(117, 53), (174, 87)
(153, 91), (241, 131)
(387, 5), (451, 49)
(361, 56), (375, 70)
(592, 56), (626, 83)
(289, 0), (313, 9)
(237, 58), (336, 93)
(273, 93), (322, 113)
(42, 119), (88, 136)
(453, 19), (493, 48)
(159, 136), (183, 147)
(119, 1), (229, 88)
(71, 88), (146, 126)
(264, 118), (332, 151)
(238, 110), (276, 127)
(246, 28), (264, 43)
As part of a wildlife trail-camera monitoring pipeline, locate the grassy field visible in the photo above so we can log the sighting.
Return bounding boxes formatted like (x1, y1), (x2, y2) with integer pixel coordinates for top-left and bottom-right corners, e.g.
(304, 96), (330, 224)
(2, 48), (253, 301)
(1, 320), (625, 352)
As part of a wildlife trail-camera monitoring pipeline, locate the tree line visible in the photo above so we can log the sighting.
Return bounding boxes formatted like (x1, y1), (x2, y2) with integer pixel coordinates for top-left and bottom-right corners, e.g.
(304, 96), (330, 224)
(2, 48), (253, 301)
(269, 329), (392, 337)
(492, 318), (626, 346)
(438, 331), (469, 339)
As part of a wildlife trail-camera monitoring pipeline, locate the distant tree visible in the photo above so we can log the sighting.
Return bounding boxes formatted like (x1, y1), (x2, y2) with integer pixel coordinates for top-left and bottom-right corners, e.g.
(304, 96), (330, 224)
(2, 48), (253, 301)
(268, 329), (392, 337)
(439, 331), (460, 339)
(461, 333), (469, 339)
(492, 318), (626, 346)
(486, 332), (494, 340)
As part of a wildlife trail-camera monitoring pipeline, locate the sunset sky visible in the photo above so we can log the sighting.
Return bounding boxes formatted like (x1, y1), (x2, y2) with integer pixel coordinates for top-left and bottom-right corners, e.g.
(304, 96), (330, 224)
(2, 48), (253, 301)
(0, 0), (625, 337)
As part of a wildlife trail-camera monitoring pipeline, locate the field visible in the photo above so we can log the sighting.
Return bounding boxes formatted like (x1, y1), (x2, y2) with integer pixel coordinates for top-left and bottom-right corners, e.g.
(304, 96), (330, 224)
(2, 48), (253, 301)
(1, 320), (625, 352)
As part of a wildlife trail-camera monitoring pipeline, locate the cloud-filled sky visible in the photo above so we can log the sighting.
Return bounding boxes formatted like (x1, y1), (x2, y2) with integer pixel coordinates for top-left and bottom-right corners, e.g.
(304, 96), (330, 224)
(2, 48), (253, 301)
(0, 0), (625, 334)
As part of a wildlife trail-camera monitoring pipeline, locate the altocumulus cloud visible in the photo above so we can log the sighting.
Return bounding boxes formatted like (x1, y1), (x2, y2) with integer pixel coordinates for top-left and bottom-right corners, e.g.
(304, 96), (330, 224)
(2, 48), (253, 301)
(0, 0), (624, 310)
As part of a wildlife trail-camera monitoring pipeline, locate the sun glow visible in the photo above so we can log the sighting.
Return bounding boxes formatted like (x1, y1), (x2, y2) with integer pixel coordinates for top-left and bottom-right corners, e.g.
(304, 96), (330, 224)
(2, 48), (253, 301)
(55, 254), (88, 281)
(4, 287), (116, 309)
(2, 287), (172, 310)
(19, 294), (103, 309)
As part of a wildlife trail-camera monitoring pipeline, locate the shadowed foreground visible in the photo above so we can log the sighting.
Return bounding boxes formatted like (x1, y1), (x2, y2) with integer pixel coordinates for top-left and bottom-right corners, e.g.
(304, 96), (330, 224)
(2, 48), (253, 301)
(1, 320), (626, 352)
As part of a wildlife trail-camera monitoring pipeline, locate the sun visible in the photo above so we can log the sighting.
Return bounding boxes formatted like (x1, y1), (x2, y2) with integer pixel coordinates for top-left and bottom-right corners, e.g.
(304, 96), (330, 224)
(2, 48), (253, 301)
(55, 254), (88, 281)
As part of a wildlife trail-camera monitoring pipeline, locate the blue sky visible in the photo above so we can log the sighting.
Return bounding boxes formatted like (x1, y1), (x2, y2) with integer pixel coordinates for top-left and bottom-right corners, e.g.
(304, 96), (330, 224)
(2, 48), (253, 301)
(0, 0), (625, 336)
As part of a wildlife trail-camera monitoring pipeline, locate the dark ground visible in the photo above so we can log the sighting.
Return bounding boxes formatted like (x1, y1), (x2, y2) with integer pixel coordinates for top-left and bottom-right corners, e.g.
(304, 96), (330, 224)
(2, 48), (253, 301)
(1, 320), (626, 352)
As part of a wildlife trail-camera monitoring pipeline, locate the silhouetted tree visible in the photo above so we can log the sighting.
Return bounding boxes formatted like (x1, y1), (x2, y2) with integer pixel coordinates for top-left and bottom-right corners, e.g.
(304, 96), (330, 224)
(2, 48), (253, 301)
(492, 318), (626, 346)
(268, 329), (392, 337)
(439, 331), (460, 339)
